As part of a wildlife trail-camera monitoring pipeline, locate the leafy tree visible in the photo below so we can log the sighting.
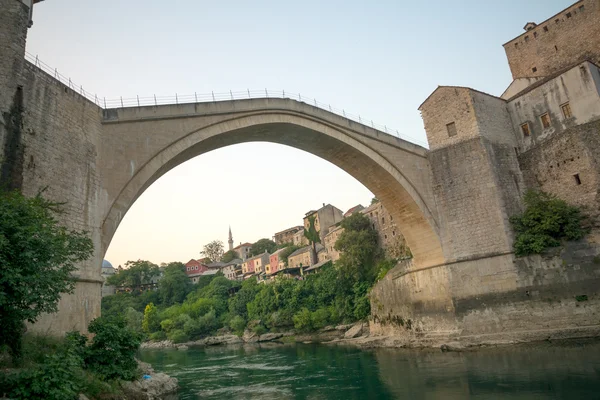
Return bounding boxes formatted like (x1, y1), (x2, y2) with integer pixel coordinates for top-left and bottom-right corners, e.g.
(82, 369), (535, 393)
(335, 213), (381, 283)
(84, 316), (141, 381)
(142, 303), (161, 334)
(0, 189), (93, 361)
(304, 215), (321, 264)
(510, 190), (588, 256)
(201, 240), (224, 263)
(158, 262), (193, 305)
(250, 238), (277, 256)
(106, 260), (159, 289)
(371, 197), (380, 205)
(221, 249), (239, 263)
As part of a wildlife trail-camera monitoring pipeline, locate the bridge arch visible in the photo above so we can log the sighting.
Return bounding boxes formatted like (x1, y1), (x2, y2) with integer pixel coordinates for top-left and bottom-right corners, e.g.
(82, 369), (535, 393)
(100, 100), (444, 268)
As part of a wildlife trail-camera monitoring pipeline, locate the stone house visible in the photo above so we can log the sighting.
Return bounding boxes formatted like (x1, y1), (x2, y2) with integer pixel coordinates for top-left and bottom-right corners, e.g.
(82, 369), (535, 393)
(222, 260), (242, 281)
(361, 202), (409, 259)
(287, 244), (325, 269)
(273, 226), (303, 246)
(233, 242), (253, 261)
(303, 204), (344, 243)
(323, 224), (344, 262)
(250, 252), (270, 275)
(292, 228), (308, 246)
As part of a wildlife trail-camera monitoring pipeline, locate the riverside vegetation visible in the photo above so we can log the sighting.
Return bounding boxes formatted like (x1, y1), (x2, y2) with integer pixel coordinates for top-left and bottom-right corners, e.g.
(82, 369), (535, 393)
(0, 189), (147, 399)
(102, 213), (398, 344)
(104, 190), (589, 345)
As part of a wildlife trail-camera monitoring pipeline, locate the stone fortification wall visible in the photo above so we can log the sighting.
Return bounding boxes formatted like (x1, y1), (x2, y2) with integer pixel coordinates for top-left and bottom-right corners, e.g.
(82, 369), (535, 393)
(503, 0), (600, 80)
(518, 119), (600, 223)
(371, 240), (600, 345)
(18, 62), (105, 334)
(0, 0), (29, 174)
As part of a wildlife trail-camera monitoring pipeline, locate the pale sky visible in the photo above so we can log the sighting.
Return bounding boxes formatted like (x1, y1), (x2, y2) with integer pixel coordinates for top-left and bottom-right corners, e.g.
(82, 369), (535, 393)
(26, 0), (571, 267)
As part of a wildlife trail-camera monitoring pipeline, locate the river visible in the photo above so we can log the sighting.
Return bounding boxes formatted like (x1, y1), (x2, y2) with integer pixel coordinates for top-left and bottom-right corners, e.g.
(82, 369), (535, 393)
(138, 340), (600, 399)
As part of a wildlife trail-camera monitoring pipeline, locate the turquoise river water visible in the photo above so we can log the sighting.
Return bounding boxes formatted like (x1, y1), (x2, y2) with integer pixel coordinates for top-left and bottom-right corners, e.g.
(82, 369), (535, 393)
(138, 340), (600, 399)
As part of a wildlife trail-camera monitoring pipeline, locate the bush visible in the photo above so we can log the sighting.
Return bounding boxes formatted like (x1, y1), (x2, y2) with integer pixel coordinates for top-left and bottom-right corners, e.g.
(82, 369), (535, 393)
(142, 303), (161, 334)
(160, 318), (176, 333)
(229, 315), (246, 335)
(2, 347), (83, 400)
(85, 317), (141, 381)
(293, 308), (313, 332)
(252, 324), (267, 335)
(353, 295), (371, 320)
(149, 331), (167, 341)
(167, 329), (189, 344)
(311, 308), (330, 330)
(511, 190), (588, 256)
(268, 310), (294, 328)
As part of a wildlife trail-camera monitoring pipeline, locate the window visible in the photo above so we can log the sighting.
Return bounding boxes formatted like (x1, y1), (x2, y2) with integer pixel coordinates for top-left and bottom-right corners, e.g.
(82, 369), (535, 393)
(532, 67), (537, 73)
(540, 113), (551, 129)
(381, 217), (385, 225)
(392, 231), (396, 237)
(520, 123), (531, 137)
(574, 174), (581, 185)
(514, 42), (519, 48)
(566, 12), (572, 18)
(579, 5), (585, 12)
(384, 235), (388, 240)
(555, 45), (558, 51)
(543, 26), (549, 32)
(446, 122), (457, 137)
(555, 19), (560, 23)
(533, 32), (538, 38)
(524, 35), (530, 42)
(561, 102), (572, 119)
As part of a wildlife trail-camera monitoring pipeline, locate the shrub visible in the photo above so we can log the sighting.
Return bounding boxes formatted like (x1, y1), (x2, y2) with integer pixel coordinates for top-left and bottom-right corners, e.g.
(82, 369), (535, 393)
(229, 315), (246, 335)
(269, 310), (294, 328)
(167, 329), (189, 344)
(85, 317), (141, 381)
(510, 190), (588, 256)
(149, 331), (167, 341)
(311, 308), (330, 330)
(252, 324), (267, 335)
(353, 295), (371, 320)
(160, 318), (176, 333)
(293, 308), (313, 332)
(2, 347), (83, 400)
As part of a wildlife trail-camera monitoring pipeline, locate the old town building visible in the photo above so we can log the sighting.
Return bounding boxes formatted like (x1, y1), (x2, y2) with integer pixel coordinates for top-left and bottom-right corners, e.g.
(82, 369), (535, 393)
(303, 203), (344, 243)
(273, 226), (304, 246)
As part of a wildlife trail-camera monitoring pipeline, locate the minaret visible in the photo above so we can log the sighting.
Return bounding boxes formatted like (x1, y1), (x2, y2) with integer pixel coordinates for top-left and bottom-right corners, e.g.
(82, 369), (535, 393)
(228, 226), (234, 251)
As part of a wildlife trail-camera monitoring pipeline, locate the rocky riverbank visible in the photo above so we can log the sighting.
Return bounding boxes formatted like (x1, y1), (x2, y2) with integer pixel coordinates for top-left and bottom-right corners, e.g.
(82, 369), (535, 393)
(117, 360), (179, 400)
(140, 322), (370, 350)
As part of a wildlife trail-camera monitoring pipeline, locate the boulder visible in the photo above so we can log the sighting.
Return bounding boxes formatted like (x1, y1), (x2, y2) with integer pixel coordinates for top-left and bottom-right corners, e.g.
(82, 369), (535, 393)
(344, 323), (364, 339)
(258, 333), (283, 342)
(140, 340), (175, 349)
(204, 335), (243, 346)
(335, 324), (354, 331)
(122, 360), (178, 400)
(243, 329), (259, 343)
(176, 345), (188, 351)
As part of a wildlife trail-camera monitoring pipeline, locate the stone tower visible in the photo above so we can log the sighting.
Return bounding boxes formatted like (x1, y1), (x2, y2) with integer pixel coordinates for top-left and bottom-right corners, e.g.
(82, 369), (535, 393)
(228, 226), (233, 251)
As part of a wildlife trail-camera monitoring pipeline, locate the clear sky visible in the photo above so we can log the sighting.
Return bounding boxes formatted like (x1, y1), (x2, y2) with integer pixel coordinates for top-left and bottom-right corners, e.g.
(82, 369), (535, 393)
(26, 0), (572, 267)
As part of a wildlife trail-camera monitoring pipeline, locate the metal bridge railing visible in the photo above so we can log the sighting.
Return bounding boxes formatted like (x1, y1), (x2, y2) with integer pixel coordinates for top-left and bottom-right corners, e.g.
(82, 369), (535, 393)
(24, 52), (428, 147)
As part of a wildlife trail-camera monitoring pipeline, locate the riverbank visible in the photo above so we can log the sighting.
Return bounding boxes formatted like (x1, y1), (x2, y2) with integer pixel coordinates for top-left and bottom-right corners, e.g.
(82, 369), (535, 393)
(140, 320), (600, 353)
(140, 322), (369, 350)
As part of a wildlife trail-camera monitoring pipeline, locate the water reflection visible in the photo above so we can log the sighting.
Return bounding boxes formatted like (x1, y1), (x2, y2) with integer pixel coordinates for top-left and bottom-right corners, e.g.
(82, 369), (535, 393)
(139, 340), (600, 400)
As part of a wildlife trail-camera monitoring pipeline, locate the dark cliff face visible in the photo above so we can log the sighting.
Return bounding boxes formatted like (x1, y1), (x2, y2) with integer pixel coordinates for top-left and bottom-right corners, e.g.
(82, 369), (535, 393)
(1, 86), (25, 190)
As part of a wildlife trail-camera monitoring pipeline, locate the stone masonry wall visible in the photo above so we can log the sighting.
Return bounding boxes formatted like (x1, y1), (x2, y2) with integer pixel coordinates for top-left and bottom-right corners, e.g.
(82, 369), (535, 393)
(19, 62), (105, 334)
(371, 240), (600, 345)
(503, 0), (600, 80)
(518, 119), (600, 224)
(0, 0), (29, 179)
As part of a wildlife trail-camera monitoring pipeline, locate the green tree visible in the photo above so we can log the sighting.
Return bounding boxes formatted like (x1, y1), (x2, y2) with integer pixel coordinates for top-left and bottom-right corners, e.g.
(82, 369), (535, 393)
(304, 215), (321, 265)
(201, 240), (224, 263)
(249, 238), (277, 256)
(106, 260), (159, 289)
(371, 197), (380, 205)
(335, 213), (381, 283)
(510, 190), (589, 256)
(0, 189), (93, 361)
(158, 262), (193, 305)
(142, 303), (161, 334)
(221, 249), (239, 263)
